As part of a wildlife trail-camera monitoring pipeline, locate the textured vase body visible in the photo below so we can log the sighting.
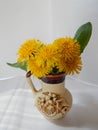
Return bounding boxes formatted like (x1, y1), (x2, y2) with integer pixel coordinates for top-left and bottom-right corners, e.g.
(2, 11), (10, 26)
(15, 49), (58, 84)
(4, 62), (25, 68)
(26, 73), (72, 121)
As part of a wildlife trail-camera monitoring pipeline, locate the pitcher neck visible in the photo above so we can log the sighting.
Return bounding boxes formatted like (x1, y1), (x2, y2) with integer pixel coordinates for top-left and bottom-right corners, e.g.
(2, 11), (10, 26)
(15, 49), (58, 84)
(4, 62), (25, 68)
(40, 73), (66, 84)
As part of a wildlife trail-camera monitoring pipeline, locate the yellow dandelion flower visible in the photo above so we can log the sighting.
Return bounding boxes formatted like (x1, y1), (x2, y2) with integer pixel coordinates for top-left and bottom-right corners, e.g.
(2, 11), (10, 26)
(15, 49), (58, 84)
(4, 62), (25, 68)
(17, 39), (43, 62)
(53, 37), (82, 74)
(28, 58), (52, 78)
(56, 57), (66, 73)
(64, 56), (82, 75)
(27, 44), (61, 77)
(37, 44), (59, 69)
(53, 37), (80, 61)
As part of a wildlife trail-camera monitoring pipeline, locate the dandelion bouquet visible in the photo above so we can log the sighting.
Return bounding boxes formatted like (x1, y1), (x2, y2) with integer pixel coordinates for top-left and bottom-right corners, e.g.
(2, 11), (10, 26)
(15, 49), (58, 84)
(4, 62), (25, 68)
(7, 22), (92, 78)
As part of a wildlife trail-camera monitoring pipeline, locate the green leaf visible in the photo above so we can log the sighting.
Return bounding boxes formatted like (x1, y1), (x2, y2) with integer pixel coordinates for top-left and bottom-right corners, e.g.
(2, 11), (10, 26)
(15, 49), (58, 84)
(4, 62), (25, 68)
(7, 61), (27, 71)
(74, 22), (92, 53)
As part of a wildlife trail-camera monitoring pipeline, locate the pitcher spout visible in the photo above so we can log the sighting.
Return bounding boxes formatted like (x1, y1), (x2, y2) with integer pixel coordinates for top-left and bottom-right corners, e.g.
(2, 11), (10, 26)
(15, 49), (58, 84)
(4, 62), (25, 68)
(26, 71), (38, 96)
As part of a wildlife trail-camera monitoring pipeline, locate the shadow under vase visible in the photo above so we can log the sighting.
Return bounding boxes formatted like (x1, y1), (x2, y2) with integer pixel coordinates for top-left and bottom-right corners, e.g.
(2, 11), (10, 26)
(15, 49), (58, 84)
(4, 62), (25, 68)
(51, 92), (98, 129)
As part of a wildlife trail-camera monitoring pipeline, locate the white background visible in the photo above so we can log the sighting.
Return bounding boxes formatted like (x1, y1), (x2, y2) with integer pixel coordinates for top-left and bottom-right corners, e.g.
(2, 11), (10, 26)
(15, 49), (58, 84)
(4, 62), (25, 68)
(0, 0), (98, 85)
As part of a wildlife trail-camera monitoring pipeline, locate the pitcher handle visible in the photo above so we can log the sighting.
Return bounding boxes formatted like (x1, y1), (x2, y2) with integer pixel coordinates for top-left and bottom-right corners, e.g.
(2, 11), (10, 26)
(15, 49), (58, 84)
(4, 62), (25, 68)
(26, 71), (38, 96)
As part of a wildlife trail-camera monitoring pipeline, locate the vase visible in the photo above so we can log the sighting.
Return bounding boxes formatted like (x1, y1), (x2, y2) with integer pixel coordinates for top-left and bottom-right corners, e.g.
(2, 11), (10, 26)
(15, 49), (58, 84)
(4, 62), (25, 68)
(26, 71), (72, 121)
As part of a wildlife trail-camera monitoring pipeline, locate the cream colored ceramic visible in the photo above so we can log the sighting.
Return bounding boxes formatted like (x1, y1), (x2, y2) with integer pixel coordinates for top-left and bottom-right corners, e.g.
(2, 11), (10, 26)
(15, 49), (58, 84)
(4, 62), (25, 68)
(26, 72), (72, 121)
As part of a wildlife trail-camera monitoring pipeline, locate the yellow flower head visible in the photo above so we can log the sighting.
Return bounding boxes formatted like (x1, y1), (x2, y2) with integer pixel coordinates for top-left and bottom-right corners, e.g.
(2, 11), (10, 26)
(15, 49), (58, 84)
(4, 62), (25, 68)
(53, 37), (80, 60)
(37, 44), (58, 68)
(17, 39), (43, 62)
(28, 44), (59, 77)
(65, 56), (82, 75)
(28, 57), (51, 78)
(53, 37), (82, 74)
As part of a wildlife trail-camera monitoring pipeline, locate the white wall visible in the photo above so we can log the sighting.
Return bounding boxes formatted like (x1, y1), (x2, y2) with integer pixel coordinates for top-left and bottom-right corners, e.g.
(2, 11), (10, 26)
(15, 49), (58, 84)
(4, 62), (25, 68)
(0, 0), (52, 58)
(0, 0), (98, 85)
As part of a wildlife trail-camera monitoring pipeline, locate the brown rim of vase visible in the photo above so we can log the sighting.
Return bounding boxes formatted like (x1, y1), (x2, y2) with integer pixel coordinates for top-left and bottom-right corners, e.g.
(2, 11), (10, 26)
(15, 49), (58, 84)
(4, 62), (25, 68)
(26, 71), (66, 84)
(41, 72), (65, 84)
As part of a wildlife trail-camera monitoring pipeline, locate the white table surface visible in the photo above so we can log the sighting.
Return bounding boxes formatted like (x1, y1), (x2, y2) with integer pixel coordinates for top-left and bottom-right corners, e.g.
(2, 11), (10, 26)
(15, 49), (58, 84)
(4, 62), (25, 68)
(0, 76), (98, 130)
